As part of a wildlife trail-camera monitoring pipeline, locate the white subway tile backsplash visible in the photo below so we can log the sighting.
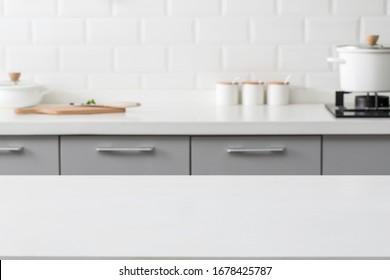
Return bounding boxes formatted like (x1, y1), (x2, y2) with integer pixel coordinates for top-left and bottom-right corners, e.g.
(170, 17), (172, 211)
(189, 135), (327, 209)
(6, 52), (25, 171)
(59, 0), (111, 17)
(88, 74), (140, 89)
(170, 46), (221, 72)
(334, 0), (385, 16)
(0, 19), (30, 44)
(307, 18), (358, 44)
(88, 19), (139, 45)
(0, 0), (388, 96)
(252, 18), (303, 44)
(33, 19), (85, 45)
(361, 18), (390, 44)
(197, 72), (251, 89)
(224, 46), (275, 72)
(142, 19), (194, 44)
(223, 0), (274, 16)
(34, 74), (86, 89)
(279, 0), (330, 16)
(169, 0), (220, 16)
(115, 47), (167, 72)
(61, 47), (112, 73)
(197, 18), (248, 44)
(279, 46), (330, 72)
(4, 0), (57, 16)
(7, 47), (58, 72)
(143, 74), (195, 89)
(306, 73), (340, 89)
(114, 0), (166, 17)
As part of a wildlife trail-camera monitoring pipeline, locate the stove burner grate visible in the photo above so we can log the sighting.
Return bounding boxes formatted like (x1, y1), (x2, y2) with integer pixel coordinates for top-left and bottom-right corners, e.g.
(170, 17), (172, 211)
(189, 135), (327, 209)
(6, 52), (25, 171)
(326, 91), (390, 118)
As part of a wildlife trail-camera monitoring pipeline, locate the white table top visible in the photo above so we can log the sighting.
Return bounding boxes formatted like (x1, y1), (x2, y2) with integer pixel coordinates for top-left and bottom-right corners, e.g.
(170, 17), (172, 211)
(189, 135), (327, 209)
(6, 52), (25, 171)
(1, 104), (390, 135)
(1, 176), (389, 259)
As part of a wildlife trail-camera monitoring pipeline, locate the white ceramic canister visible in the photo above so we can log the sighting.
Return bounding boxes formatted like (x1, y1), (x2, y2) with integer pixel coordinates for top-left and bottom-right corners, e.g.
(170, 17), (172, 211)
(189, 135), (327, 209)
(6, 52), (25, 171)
(266, 82), (290, 106)
(241, 82), (265, 106)
(216, 81), (239, 106)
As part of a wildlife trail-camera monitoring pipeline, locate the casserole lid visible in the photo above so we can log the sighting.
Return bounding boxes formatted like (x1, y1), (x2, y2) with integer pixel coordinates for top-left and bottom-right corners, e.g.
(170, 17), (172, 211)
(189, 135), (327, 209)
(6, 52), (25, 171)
(337, 44), (390, 51)
(0, 72), (43, 90)
(0, 81), (42, 90)
(337, 35), (390, 53)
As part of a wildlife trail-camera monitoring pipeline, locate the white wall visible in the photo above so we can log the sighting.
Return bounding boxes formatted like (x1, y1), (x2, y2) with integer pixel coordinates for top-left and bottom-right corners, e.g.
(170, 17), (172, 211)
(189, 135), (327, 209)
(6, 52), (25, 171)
(0, 0), (389, 98)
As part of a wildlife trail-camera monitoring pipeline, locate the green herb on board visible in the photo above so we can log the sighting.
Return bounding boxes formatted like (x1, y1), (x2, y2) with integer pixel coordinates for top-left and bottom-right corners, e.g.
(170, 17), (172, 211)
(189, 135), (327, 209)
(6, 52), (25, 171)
(86, 99), (96, 105)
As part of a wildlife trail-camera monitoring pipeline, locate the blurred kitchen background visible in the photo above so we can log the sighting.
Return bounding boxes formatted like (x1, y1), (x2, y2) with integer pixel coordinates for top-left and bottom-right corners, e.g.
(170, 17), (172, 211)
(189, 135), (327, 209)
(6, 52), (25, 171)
(0, 0), (389, 103)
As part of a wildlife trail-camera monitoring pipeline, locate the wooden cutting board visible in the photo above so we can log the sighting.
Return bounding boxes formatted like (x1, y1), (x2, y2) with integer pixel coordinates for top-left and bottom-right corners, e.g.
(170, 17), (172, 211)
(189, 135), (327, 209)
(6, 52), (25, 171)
(14, 103), (140, 115)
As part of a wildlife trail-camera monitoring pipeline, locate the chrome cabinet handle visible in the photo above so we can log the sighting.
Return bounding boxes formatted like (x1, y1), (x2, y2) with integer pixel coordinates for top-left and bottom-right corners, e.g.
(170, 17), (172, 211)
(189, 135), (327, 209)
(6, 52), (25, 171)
(96, 147), (155, 152)
(227, 147), (286, 153)
(0, 147), (24, 152)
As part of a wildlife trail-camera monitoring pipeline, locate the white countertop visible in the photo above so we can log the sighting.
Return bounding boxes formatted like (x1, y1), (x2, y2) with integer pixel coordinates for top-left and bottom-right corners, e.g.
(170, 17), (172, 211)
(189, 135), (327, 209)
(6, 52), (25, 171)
(1, 103), (390, 135)
(1, 176), (390, 258)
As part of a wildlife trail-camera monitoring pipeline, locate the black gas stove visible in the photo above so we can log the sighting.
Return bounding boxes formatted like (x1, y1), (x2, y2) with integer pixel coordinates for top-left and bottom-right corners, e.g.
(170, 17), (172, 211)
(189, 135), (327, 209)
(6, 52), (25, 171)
(326, 91), (390, 118)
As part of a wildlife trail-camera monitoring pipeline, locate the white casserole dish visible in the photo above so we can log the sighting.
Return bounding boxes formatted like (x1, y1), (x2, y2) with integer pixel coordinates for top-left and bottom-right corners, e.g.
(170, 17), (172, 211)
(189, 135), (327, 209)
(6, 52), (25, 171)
(327, 35), (390, 93)
(0, 81), (49, 109)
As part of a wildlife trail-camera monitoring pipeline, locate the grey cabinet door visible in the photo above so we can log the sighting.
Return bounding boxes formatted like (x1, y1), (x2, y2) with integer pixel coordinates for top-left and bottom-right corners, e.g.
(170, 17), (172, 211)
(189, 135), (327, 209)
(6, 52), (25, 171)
(61, 136), (190, 175)
(192, 136), (321, 175)
(323, 135), (390, 175)
(0, 136), (59, 175)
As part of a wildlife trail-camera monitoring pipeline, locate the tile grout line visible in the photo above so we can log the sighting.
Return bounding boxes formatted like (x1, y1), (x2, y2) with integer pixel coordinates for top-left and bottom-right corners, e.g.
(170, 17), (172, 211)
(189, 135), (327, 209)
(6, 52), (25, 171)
(275, 0), (280, 16)
(167, 46), (172, 72)
(165, 0), (170, 16)
(303, 17), (309, 44)
(222, 0), (228, 16)
(110, 0), (114, 16)
(330, 0), (334, 15)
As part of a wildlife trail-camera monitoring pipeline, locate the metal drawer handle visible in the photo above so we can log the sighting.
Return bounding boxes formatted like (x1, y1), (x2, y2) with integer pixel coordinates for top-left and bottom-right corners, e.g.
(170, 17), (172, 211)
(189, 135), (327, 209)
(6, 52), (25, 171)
(0, 147), (24, 152)
(227, 147), (286, 153)
(96, 147), (155, 152)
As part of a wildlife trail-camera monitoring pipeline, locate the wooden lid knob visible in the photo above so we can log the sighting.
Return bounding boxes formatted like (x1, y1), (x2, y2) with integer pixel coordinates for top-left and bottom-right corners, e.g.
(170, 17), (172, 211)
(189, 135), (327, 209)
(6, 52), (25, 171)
(366, 35), (379, 46)
(9, 72), (21, 83)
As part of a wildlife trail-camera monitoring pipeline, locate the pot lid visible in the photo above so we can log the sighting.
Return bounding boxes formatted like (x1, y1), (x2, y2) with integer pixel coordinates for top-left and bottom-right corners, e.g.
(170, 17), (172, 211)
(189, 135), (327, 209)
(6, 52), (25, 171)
(336, 35), (390, 53)
(0, 81), (42, 89)
(337, 44), (390, 50)
(0, 72), (43, 89)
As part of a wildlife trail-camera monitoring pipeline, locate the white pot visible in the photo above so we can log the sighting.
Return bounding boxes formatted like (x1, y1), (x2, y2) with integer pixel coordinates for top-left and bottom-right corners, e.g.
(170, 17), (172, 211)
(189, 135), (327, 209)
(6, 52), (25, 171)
(0, 82), (49, 109)
(328, 36), (390, 93)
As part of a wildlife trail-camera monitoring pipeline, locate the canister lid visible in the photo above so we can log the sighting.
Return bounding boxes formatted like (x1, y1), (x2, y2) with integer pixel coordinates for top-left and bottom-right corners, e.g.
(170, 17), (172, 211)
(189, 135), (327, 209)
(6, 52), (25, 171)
(241, 81), (264, 85)
(216, 81), (238, 85)
(266, 81), (289, 85)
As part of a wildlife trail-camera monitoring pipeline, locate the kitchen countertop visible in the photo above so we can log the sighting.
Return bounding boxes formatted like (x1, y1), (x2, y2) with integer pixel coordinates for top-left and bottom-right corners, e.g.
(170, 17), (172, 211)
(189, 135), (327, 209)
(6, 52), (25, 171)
(1, 103), (390, 135)
(1, 176), (390, 259)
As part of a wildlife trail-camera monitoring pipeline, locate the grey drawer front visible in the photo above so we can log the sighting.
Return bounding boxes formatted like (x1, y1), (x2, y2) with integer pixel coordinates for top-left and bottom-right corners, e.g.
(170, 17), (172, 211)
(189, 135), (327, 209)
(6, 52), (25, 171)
(192, 136), (321, 175)
(323, 135), (390, 175)
(0, 136), (59, 175)
(61, 136), (190, 175)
